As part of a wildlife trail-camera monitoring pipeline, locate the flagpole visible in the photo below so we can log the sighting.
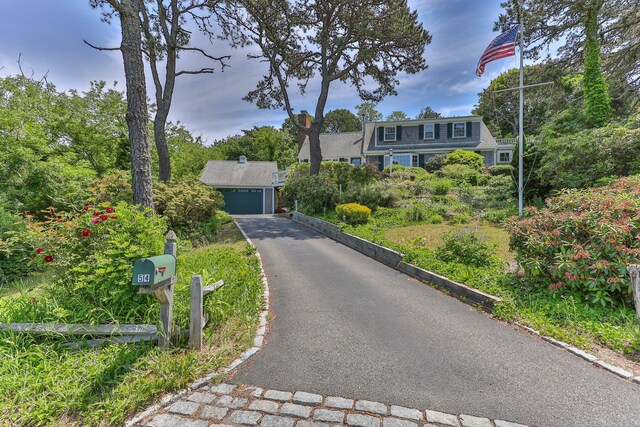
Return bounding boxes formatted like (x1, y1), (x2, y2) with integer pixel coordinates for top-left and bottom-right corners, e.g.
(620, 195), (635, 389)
(518, 17), (524, 216)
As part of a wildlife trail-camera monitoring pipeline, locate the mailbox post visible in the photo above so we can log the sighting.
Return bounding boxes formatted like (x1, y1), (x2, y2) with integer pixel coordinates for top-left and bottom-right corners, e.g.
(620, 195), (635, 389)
(132, 230), (177, 349)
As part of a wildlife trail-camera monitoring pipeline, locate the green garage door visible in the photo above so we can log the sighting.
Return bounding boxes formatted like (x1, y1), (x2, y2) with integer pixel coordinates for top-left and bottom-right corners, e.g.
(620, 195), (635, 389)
(220, 188), (263, 214)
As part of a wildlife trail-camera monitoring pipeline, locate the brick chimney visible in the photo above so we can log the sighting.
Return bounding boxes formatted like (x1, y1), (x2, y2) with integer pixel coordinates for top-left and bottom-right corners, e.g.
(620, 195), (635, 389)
(297, 110), (311, 149)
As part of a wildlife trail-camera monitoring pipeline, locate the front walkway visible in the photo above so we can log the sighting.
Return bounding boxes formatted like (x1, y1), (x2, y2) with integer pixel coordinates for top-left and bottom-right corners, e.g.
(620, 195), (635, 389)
(142, 382), (525, 427)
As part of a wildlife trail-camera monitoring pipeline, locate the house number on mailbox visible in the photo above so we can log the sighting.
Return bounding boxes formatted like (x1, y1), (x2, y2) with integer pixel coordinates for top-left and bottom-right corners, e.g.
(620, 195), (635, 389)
(137, 274), (151, 283)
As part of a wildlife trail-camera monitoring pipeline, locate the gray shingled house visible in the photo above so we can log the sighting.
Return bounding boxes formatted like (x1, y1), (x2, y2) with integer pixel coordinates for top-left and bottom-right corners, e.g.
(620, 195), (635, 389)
(200, 156), (280, 214)
(298, 114), (514, 169)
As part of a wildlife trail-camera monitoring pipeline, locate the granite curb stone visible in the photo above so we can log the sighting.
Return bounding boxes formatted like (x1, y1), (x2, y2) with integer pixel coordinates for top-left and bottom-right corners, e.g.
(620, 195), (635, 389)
(389, 405), (423, 421)
(459, 414), (493, 427)
(136, 383), (531, 427)
(355, 400), (388, 415)
(325, 396), (354, 409)
(281, 403), (313, 418)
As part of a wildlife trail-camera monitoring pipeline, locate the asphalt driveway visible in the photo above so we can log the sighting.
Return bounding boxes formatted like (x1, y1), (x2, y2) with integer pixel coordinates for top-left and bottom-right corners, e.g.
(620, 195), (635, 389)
(233, 215), (640, 427)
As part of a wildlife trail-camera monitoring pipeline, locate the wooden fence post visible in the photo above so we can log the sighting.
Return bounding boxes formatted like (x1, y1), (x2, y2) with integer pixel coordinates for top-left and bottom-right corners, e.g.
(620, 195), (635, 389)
(156, 230), (177, 349)
(190, 274), (204, 350)
(629, 264), (640, 327)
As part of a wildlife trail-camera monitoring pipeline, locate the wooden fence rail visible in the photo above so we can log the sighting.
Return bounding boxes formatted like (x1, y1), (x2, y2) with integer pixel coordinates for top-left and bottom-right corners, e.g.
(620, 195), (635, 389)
(0, 323), (158, 336)
(189, 275), (225, 350)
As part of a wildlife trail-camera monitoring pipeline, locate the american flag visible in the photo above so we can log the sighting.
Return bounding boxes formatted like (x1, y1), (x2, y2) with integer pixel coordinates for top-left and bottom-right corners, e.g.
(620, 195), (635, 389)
(476, 25), (519, 76)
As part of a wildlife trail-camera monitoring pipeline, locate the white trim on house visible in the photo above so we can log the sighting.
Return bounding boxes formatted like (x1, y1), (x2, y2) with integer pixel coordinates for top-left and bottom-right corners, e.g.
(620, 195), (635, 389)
(423, 123), (435, 140)
(383, 153), (417, 168)
(372, 115), (483, 127)
(384, 126), (397, 142)
(453, 122), (466, 138)
(497, 150), (512, 163)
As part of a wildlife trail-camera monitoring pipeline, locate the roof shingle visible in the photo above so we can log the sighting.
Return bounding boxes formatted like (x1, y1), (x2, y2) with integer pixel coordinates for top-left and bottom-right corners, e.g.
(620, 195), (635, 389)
(200, 160), (278, 187)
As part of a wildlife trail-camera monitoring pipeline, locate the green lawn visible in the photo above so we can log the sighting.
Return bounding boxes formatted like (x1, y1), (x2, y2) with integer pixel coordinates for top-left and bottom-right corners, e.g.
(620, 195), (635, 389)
(0, 221), (263, 426)
(383, 222), (513, 262)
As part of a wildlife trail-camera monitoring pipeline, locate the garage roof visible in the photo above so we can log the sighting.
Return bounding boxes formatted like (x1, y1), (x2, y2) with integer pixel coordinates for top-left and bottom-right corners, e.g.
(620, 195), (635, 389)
(200, 159), (278, 187)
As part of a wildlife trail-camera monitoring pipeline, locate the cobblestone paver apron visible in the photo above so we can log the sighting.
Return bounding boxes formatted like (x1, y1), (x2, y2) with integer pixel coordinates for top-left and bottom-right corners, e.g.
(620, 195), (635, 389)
(137, 383), (529, 427)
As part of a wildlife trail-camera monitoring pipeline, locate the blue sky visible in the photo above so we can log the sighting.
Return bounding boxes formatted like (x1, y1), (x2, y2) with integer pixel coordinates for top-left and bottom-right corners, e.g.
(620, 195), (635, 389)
(0, 0), (518, 142)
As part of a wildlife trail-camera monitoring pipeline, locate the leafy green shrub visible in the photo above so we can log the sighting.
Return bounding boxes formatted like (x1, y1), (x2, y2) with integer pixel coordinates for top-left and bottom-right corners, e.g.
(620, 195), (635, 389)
(450, 213), (471, 224)
(11, 202), (167, 324)
(428, 214), (444, 224)
(336, 203), (371, 224)
(385, 165), (433, 181)
(424, 154), (447, 172)
(281, 173), (338, 214)
(291, 161), (380, 188)
(87, 170), (133, 205)
(537, 118), (640, 191)
(507, 176), (640, 306)
(404, 204), (426, 222)
(444, 149), (484, 172)
(489, 165), (515, 177)
(154, 178), (223, 241)
(0, 206), (36, 284)
(439, 164), (484, 186)
(482, 208), (515, 224)
(340, 182), (399, 211)
(432, 179), (452, 195)
(349, 163), (382, 185)
(435, 229), (496, 267)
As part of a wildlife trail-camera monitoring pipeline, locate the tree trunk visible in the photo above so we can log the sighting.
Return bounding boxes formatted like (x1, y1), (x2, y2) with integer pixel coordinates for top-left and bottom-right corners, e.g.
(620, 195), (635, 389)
(154, 106), (172, 182)
(308, 122), (323, 175)
(119, 0), (154, 208)
(153, 35), (178, 182)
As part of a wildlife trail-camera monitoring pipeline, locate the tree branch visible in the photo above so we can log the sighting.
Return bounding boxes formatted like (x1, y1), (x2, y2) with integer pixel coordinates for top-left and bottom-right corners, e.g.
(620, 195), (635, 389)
(83, 39), (121, 51)
(175, 68), (217, 76)
(179, 47), (231, 70)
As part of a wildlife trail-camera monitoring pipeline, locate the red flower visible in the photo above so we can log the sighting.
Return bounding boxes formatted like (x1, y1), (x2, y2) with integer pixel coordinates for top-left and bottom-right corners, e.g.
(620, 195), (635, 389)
(92, 217), (100, 224)
(83, 205), (90, 211)
(44, 255), (53, 263)
(36, 248), (44, 254)
(31, 297), (37, 304)
(110, 215), (118, 219)
(105, 207), (114, 213)
(100, 214), (108, 221)
(93, 211), (100, 217)
(81, 229), (91, 237)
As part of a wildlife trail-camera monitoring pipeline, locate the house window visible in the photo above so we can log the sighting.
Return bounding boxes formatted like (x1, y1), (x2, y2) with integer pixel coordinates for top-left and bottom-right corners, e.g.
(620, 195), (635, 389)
(412, 155), (419, 167)
(339, 158), (348, 162)
(350, 157), (362, 166)
(453, 122), (466, 138)
(384, 154), (412, 167)
(384, 126), (396, 141)
(424, 124), (435, 139)
(498, 151), (511, 163)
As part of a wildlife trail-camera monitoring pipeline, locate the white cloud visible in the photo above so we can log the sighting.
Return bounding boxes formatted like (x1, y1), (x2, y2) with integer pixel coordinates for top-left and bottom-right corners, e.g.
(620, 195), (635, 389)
(439, 103), (476, 116)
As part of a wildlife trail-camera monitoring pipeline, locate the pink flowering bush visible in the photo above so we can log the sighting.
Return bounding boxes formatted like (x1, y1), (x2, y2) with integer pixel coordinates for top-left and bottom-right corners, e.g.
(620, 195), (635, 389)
(507, 176), (640, 306)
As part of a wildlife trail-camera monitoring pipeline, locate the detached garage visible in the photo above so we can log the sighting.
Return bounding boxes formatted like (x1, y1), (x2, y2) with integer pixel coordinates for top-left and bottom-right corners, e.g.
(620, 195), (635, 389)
(200, 156), (277, 214)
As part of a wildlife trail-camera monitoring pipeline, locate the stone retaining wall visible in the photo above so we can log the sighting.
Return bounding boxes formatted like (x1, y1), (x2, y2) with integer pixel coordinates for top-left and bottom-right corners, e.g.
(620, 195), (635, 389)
(292, 212), (501, 311)
(396, 262), (500, 311)
(292, 212), (402, 268)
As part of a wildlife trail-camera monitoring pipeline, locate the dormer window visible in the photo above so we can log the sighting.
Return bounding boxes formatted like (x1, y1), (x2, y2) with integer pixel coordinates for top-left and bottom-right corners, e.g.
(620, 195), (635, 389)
(453, 122), (466, 138)
(384, 126), (396, 141)
(424, 124), (435, 139)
